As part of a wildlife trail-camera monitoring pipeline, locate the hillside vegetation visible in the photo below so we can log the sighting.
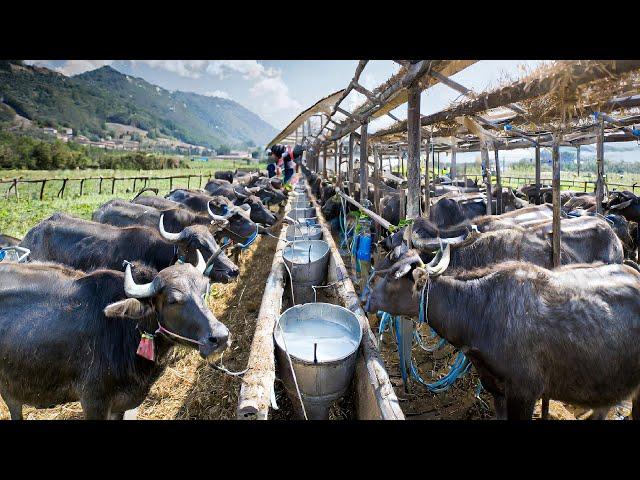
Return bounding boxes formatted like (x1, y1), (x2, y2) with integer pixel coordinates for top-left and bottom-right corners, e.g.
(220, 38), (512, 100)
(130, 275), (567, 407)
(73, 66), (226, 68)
(0, 61), (277, 149)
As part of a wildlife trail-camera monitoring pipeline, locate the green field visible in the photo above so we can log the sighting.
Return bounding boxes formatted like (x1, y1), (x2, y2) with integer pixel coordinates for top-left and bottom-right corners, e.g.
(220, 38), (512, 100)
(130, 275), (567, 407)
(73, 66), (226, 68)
(0, 159), (266, 238)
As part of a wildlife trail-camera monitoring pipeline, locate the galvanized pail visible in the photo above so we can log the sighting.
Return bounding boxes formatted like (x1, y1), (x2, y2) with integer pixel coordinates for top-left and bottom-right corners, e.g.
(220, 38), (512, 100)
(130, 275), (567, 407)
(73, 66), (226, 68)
(274, 302), (363, 420)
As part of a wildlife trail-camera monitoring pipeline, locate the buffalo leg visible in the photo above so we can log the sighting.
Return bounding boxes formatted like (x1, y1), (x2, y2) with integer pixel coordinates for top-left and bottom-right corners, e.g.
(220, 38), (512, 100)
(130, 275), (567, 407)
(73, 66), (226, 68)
(506, 395), (536, 420)
(493, 395), (507, 420)
(541, 396), (550, 420)
(3, 395), (23, 420)
(589, 407), (610, 420)
(81, 398), (111, 420)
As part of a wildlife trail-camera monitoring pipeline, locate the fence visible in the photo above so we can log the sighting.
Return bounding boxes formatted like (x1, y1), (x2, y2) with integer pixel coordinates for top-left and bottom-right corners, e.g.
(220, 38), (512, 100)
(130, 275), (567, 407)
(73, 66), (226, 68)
(0, 171), (221, 201)
(463, 175), (639, 194)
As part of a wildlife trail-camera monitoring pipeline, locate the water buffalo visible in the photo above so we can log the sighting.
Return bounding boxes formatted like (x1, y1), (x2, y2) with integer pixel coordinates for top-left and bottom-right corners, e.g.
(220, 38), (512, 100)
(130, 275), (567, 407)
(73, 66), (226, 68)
(166, 189), (259, 244)
(92, 201), (240, 282)
(20, 213), (239, 283)
(0, 259), (229, 419)
(364, 251), (640, 420)
(0, 234), (21, 249)
(604, 190), (640, 223)
(214, 170), (234, 183)
(428, 194), (487, 229)
(207, 182), (279, 225)
(380, 215), (623, 272)
(132, 195), (189, 211)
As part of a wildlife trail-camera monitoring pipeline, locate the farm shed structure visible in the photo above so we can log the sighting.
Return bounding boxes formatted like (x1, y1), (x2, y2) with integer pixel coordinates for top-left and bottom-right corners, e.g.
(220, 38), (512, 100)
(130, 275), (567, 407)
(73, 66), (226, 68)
(272, 60), (640, 262)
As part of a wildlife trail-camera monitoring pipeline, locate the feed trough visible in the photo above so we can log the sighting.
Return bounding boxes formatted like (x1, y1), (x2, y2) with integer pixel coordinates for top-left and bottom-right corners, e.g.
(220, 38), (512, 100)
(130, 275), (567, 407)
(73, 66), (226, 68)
(274, 302), (362, 420)
(283, 240), (330, 304)
(285, 224), (323, 241)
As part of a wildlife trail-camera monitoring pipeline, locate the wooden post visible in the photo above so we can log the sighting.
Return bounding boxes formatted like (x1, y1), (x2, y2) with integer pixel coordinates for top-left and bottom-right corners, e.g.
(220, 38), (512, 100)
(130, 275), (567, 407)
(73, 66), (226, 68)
(337, 140), (343, 188)
(80, 178), (85, 196)
(348, 134), (354, 195)
(360, 119), (369, 204)
(424, 141), (431, 216)
(334, 140), (338, 180)
(552, 137), (561, 267)
(576, 145), (581, 177)
(373, 146), (381, 214)
(535, 142), (541, 205)
(450, 139), (457, 179)
(99, 176), (103, 195)
(40, 180), (46, 200)
(59, 179), (68, 198)
(406, 84), (421, 219)
(481, 143), (492, 215)
(399, 188), (406, 222)
(494, 145), (502, 214)
(112, 178), (116, 195)
(12, 178), (18, 199)
(595, 117), (605, 215)
(323, 144), (328, 179)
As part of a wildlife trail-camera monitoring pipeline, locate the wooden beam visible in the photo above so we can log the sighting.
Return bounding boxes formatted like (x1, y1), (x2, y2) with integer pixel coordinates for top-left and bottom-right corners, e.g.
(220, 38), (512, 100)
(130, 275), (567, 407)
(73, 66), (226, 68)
(494, 145), (502, 214)
(360, 120), (369, 204)
(323, 144), (328, 178)
(535, 142), (541, 205)
(450, 138), (457, 179)
(481, 142), (492, 215)
(348, 133), (355, 194)
(576, 145), (581, 177)
(406, 84), (422, 219)
(372, 60), (640, 139)
(596, 117), (605, 215)
(552, 138), (561, 267)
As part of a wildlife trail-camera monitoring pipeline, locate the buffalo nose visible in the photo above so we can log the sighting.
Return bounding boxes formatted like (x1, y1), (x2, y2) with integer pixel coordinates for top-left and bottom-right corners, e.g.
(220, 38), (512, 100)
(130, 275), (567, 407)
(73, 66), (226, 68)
(208, 331), (229, 348)
(229, 269), (240, 278)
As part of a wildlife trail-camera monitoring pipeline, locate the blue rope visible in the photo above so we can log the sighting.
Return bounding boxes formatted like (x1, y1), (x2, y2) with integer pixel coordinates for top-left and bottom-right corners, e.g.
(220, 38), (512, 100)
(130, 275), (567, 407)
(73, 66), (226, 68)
(236, 225), (259, 250)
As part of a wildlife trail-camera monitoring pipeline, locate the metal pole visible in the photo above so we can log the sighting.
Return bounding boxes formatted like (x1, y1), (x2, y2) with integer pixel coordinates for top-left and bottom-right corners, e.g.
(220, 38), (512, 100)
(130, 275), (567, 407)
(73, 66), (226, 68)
(576, 145), (581, 177)
(406, 84), (421, 219)
(323, 144), (328, 179)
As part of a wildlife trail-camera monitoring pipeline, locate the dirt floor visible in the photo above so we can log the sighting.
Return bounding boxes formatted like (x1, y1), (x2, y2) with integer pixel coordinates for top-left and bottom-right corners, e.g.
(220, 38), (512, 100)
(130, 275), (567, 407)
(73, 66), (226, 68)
(0, 222), (281, 420)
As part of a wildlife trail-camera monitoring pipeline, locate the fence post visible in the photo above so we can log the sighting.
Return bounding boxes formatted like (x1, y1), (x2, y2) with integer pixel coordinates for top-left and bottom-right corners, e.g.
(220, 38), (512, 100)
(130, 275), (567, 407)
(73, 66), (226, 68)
(12, 178), (18, 199)
(112, 178), (116, 195)
(40, 180), (46, 200)
(58, 179), (68, 198)
(133, 178), (138, 192)
(79, 179), (85, 196)
(170, 177), (173, 191)
(187, 176), (191, 189)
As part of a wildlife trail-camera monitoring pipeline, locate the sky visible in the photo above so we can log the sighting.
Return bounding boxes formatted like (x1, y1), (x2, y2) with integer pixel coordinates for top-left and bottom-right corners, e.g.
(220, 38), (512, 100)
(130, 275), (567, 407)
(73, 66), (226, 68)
(24, 60), (548, 132)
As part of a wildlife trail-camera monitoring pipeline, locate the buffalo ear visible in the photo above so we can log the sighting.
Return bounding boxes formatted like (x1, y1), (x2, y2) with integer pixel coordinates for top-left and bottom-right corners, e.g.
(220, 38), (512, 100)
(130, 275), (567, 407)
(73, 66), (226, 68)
(104, 298), (155, 319)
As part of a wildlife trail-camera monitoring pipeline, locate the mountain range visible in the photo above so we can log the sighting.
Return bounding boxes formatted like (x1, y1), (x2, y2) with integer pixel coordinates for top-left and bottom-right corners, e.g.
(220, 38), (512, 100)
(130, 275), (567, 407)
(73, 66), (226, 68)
(0, 60), (278, 149)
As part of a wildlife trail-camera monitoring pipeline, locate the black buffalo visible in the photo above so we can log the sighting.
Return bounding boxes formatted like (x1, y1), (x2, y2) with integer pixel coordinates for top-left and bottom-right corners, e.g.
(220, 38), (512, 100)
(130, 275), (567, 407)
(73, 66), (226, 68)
(364, 253), (640, 420)
(20, 213), (238, 283)
(166, 189), (259, 244)
(0, 260), (228, 419)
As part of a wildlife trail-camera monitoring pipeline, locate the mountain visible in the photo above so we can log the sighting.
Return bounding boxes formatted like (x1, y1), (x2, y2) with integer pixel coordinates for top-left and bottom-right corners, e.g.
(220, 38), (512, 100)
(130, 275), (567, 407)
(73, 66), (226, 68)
(0, 61), (278, 149)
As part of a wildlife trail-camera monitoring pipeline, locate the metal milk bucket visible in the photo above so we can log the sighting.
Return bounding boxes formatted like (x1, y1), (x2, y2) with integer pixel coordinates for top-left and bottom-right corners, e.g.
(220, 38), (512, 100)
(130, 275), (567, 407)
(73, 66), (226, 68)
(283, 240), (330, 305)
(274, 302), (363, 420)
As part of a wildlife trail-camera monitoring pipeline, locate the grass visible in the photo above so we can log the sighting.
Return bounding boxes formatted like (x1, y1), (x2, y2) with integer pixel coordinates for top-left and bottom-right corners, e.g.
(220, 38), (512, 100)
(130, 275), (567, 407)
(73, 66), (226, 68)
(0, 159), (267, 238)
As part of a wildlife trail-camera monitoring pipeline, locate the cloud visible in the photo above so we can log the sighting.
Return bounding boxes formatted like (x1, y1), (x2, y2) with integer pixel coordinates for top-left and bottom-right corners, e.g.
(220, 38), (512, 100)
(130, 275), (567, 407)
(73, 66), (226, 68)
(132, 60), (209, 79)
(250, 76), (301, 110)
(25, 60), (114, 76)
(204, 90), (231, 100)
